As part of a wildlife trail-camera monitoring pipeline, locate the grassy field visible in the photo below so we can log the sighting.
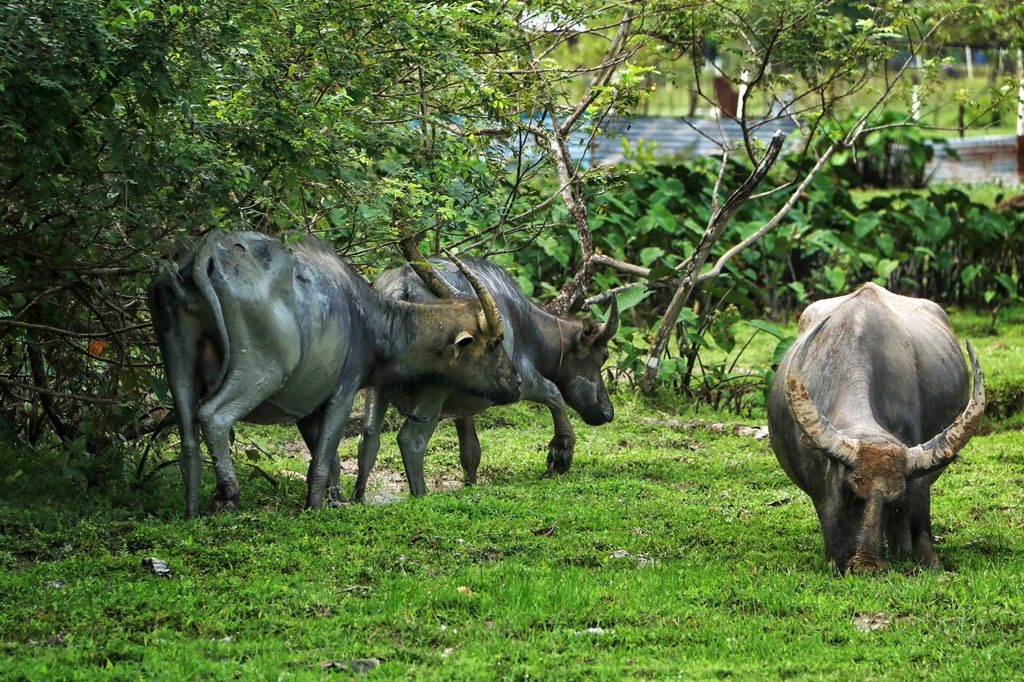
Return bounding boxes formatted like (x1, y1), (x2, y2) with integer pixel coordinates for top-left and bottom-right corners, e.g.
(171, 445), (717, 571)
(2, 309), (1023, 680)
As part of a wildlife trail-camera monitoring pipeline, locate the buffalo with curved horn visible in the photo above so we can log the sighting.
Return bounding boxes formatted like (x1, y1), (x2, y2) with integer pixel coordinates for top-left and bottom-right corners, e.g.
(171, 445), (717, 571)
(767, 283), (984, 573)
(353, 238), (618, 500)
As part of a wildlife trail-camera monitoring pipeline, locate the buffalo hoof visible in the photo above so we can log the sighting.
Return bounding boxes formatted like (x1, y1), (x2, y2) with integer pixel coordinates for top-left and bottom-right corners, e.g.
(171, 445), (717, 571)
(211, 496), (239, 513)
(847, 556), (888, 575)
(546, 446), (574, 474)
(547, 434), (575, 474)
(328, 485), (348, 508)
(911, 541), (940, 569)
(406, 477), (428, 498)
(211, 481), (240, 513)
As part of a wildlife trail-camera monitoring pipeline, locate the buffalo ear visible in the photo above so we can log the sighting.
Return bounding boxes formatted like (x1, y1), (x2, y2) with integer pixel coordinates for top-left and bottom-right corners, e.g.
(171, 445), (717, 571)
(445, 331), (476, 359)
(578, 318), (601, 351)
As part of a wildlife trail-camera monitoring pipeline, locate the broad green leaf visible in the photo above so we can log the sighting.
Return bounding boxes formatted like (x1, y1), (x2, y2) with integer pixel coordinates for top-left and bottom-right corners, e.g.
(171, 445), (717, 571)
(875, 258), (899, 280)
(616, 286), (652, 312)
(772, 336), (796, 366)
(853, 213), (880, 239)
(639, 246), (666, 266)
(746, 319), (788, 340)
(961, 264), (984, 286)
(825, 265), (846, 292)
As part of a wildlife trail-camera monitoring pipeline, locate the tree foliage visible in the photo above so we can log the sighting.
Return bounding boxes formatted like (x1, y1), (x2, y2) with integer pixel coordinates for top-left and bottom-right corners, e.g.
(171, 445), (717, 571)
(0, 0), (1009, 477)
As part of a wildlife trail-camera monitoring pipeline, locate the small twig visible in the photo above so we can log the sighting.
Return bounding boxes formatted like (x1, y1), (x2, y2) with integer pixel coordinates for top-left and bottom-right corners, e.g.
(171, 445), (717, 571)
(0, 376), (120, 405)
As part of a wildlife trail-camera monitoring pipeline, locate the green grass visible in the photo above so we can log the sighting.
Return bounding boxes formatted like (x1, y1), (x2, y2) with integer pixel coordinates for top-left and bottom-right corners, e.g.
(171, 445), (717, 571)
(633, 63), (1018, 136)
(850, 185), (1022, 210)
(2, 309), (1024, 679)
(948, 305), (1024, 425)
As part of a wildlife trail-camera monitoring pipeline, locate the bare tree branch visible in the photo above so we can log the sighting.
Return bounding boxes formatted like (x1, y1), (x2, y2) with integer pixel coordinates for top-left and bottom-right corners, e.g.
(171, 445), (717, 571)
(0, 318), (149, 339)
(0, 376), (120, 406)
(638, 130), (786, 394)
(560, 11), (635, 136)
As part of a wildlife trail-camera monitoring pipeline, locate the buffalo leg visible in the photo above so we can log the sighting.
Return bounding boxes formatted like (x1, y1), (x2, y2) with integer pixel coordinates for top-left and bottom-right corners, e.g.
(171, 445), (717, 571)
(327, 454), (344, 506)
(529, 379), (576, 474)
(298, 415), (345, 507)
(197, 365), (287, 512)
(305, 386), (359, 510)
(454, 416), (482, 485)
(354, 388), (389, 503)
(546, 404), (576, 474)
(397, 417), (440, 496)
(149, 285), (205, 519)
(907, 482), (939, 567)
(886, 505), (913, 560)
(395, 386), (447, 497)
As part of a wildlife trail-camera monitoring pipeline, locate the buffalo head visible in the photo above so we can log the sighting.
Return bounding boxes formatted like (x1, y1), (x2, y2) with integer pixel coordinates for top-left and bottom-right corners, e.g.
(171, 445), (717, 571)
(558, 299), (618, 425)
(543, 299), (618, 472)
(431, 296), (520, 405)
(395, 241), (519, 406)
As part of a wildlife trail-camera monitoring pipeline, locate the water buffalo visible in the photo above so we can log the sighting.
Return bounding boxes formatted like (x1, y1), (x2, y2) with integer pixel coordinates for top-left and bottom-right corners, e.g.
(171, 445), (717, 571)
(353, 253), (617, 501)
(149, 230), (520, 518)
(767, 283), (985, 573)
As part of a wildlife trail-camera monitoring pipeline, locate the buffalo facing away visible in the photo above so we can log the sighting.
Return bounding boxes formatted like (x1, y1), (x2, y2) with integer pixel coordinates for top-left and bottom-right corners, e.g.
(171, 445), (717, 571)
(767, 283), (984, 573)
(149, 230), (520, 518)
(353, 253), (617, 501)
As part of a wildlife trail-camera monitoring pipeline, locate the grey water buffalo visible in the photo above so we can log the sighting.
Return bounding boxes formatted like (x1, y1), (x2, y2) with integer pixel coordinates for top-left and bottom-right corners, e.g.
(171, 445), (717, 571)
(353, 253), (618, 501)
(149, 230), (520, 518)
(767, 283), (984, 573)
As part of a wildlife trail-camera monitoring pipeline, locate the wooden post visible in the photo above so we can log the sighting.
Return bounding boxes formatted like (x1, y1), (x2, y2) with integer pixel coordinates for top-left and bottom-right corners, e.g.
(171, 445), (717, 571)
(737, 68), (750, 120)
(966, 45), (973, 81)
(911, 50), (923, 122)
(1017, 48), (1024, 183)
(713, 76), (738, 118)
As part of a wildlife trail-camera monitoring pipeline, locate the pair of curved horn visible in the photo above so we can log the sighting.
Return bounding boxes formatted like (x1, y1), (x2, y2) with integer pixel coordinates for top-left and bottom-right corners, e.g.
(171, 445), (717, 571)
(400, 236), (458, 299)
(784, 319), (985, 474)
(441, 248), (504, 341)
(399, 236), (504, 341)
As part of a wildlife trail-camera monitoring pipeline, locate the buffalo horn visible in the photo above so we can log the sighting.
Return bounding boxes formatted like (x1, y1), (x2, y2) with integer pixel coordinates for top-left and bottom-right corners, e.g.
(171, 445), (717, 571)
(904, 340), (985, 474)
(444, 248), (505, 341)
(784, 318), (861, 468)
(399, 236), (458, 299)
(596, 297), (620, 344)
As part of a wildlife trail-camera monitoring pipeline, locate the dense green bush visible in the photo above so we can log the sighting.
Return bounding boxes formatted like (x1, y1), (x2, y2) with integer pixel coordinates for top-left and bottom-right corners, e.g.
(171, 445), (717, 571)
(497, 143), (1023, 412)
(820, 110), (953, 189)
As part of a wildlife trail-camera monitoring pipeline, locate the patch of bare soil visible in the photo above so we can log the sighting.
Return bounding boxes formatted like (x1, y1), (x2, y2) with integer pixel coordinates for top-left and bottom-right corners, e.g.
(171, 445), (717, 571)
(638, 417), (769, 440)
(278, 438), (465, 499)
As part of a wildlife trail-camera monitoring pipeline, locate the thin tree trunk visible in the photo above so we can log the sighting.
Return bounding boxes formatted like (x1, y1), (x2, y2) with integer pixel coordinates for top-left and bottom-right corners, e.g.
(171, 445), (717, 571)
(638, 131), (785, 395)
(544, 131), (597, 316)
(541, 12), (635, 316)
